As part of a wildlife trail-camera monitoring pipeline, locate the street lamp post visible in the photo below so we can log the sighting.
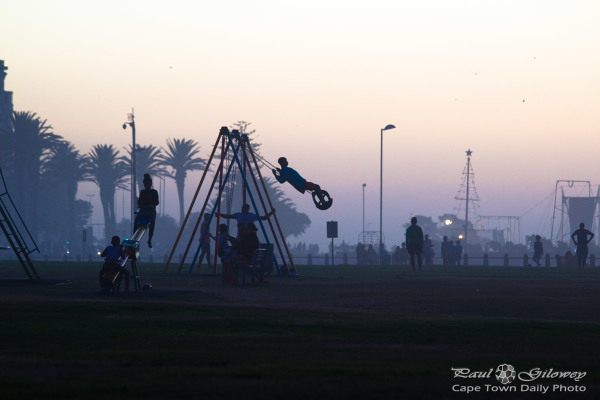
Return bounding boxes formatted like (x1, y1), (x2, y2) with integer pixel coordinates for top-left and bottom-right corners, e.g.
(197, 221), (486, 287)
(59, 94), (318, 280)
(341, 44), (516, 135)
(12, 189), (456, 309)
(380, 124), (396, 264)
(122, 109), (136, 234)
(362, 183), (366, 234)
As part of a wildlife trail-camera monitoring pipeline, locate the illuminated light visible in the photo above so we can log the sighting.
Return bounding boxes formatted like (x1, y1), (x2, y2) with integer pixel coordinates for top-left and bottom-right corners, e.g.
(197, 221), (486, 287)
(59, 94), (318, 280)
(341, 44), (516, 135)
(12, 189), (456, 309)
(444, 219), (453, 225)
(458, 234), (464, 239)
(97, 251), (101, 255)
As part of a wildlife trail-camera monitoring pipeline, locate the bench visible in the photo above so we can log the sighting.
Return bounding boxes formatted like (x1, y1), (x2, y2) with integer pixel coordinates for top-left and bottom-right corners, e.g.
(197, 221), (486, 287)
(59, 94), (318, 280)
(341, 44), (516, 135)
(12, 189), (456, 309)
(234, 243), (274, 285)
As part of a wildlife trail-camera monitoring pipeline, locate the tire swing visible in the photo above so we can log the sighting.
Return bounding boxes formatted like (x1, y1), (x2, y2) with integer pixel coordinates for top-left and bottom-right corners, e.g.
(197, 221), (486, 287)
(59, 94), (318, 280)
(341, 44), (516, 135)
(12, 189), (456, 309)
(312, 189), (333, 210)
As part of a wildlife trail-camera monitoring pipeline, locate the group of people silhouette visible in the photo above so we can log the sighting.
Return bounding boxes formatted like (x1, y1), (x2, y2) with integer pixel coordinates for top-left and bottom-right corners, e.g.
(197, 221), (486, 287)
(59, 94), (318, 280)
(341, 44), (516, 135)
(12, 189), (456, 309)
(97, 154), (330, 289)
(355, 218), (597, 269)
(357, 217), (461, 270)
(98, 168), (598, 290)
(197, 204), (264, 284)
(98, 173), (158, 290)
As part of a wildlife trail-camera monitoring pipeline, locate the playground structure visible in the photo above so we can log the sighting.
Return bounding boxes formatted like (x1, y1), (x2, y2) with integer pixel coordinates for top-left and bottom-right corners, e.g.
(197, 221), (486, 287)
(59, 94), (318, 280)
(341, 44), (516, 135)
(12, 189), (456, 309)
(163, 126), (296, 276)
(358, 231), (385, 247)
(118, 222), (147, 292)
(550, 180), (600, 244)
(478, 216), (522, 245)
(0, 167), (39, 279)
(101, 209), (150, 293)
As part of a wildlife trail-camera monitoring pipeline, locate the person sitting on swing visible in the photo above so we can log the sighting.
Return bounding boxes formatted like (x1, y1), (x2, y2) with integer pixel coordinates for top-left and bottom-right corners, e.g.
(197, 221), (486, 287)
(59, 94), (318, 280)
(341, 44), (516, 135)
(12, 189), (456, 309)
(272, 157), (321, 194)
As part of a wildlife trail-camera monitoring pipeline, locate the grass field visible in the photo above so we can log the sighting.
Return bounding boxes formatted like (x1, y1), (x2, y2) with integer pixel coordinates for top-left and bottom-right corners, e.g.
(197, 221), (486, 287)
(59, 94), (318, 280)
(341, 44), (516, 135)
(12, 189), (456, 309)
(0, 261), (599, 399)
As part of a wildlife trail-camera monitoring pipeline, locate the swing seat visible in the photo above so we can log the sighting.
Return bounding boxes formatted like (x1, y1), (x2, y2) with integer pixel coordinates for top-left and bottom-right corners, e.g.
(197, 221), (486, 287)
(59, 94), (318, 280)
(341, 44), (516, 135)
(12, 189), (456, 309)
(312, 189), (333, 210)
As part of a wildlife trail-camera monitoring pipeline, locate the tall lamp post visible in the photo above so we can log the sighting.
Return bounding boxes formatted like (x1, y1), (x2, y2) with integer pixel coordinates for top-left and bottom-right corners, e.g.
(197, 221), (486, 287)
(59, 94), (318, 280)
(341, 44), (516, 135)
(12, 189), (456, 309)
(380, 124), (396, 264)
(122, 109), (136, 234)
(362, 183), (366, 234)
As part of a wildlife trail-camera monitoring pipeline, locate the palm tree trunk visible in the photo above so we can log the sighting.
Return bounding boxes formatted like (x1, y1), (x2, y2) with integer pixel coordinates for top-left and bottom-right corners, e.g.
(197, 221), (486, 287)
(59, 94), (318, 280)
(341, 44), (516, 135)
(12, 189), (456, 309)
(67, 181), (77, 247)
(176, 177), (185, 225)
(99, 190), (112, 243)
(108, 193), (116, 235)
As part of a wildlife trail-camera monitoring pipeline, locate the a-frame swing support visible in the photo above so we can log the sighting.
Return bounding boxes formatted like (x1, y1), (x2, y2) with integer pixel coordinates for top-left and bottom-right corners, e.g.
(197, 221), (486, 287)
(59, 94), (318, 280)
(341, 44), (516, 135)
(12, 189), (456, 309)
(163, 126), (296, 276)
(0, 168), (40, 279)
(194, 127), (295, 275)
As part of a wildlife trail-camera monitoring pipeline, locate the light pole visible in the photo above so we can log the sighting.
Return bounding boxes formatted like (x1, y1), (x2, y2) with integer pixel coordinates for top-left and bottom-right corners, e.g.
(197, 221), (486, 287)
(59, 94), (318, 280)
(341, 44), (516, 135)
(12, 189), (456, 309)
(122, 109), (136, 234)
(464, 149), (472, 246)
(380, 124), (395, 264)
(362, 183), (366, 234)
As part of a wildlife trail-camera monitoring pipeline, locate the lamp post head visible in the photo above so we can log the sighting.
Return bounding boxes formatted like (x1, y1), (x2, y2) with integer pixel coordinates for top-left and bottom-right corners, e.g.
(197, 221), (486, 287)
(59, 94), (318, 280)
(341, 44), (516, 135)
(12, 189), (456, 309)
(382, 124), (396, 131)
(122, 123), (128, 130)
(362, 183), (366, 188)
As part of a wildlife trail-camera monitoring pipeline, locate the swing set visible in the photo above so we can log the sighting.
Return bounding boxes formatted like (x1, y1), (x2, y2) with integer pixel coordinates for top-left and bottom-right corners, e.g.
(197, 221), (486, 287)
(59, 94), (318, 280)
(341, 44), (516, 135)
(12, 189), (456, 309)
(163, 126), (297, 276)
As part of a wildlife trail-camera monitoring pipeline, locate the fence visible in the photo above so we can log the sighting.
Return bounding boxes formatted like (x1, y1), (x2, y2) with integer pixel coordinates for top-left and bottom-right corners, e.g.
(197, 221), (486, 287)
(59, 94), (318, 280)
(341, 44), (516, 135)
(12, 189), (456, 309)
(0, 252), (596, 267)
(275, 253), (597, 267)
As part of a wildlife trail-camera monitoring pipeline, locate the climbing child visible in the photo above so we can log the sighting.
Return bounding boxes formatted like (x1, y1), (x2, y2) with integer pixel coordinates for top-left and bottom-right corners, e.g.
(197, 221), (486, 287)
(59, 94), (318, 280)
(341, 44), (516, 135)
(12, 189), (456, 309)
(135, 173), (159, 248)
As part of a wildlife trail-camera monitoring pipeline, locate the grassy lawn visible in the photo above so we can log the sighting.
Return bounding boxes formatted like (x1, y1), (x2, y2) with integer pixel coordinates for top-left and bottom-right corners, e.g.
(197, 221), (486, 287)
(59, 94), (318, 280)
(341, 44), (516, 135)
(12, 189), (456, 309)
(0, 261), (599, 399)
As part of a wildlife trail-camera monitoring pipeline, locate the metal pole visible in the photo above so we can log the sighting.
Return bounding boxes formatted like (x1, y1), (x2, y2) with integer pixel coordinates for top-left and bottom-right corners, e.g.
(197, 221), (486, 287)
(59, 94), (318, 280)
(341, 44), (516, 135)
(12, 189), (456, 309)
(331, 237), (335, 265)
(362, 183), (366, 234)
(247, 140), (297, 275)
(560, 188), (565, 242)
(379, 129), (383, 265)
(131, 112), (136, 235)
(464, 149), (471, 245)
(163, 132), (222, 273)
(123, 109), (137, 235)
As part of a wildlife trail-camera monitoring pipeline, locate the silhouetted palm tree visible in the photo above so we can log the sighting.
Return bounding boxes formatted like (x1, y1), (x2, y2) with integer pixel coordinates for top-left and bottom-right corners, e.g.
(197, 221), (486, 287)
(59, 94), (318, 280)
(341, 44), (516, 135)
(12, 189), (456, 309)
(160, 138), (206, 224)
(0, 124), (13, 172)
(7, 111), (63, 238)
(121, 144), (166, 191)
(43, 141), (89, 243)
(86, 144), (128, 241)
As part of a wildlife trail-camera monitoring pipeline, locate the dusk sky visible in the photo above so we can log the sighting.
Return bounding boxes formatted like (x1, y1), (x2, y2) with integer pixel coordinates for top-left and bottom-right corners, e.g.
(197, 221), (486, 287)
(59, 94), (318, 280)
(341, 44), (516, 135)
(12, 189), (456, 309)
(2, 1), (599, 249)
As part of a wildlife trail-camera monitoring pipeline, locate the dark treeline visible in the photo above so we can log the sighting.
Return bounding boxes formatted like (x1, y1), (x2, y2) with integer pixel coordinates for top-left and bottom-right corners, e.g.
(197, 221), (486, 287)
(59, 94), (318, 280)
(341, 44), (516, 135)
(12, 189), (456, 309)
(0, 114), (310, 260)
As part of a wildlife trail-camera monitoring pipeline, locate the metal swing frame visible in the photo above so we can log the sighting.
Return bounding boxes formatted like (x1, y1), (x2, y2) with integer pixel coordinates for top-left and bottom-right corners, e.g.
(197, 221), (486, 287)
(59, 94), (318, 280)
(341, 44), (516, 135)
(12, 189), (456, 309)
(163, 126), (296, 276)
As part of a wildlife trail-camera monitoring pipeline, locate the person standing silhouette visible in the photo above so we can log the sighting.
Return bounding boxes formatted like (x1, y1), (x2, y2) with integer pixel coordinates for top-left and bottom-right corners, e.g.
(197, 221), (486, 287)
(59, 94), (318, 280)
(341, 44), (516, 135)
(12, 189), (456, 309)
(532, 235), (543, 266)
(405, 217), (424, 271)
(441, 236), (451, 265)
(135, 174), (159, 248)
(571, 223), (594, 268)
(198, 213), (214, 270)
(219, 204), (272, 237)
(423, 234), (434, 265)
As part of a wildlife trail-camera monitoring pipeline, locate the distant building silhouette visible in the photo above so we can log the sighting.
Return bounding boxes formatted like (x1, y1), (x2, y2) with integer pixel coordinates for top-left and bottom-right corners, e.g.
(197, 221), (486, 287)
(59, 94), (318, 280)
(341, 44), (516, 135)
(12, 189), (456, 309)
(0, 60), (14, 133)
